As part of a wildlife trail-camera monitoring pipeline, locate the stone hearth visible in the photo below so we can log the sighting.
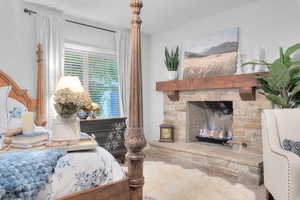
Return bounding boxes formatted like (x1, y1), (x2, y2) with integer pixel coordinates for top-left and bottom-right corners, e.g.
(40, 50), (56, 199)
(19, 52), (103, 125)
(147, 141), (263, 185)
(163, 89), (271, 154)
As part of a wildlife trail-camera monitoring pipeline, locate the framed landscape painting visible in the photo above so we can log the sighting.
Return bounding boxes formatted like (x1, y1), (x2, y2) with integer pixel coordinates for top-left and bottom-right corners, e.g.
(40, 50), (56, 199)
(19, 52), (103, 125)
(183, 27), (239, 79)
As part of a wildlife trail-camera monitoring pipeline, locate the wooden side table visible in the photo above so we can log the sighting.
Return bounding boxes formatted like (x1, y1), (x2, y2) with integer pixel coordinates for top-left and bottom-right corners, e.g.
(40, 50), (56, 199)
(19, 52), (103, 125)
(80, 117), (127, 163)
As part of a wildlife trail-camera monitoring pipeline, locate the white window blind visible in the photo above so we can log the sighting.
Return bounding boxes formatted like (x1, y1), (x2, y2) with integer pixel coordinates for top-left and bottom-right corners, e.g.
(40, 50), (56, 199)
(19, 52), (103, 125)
(64, 44), (120, 117)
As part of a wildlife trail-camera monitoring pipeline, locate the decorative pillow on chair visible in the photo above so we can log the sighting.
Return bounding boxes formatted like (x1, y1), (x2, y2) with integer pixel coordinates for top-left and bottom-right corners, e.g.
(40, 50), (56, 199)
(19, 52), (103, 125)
(7, 97), (28, 130)
(283, 139), (300, 157)
(0, 86), (11, 133)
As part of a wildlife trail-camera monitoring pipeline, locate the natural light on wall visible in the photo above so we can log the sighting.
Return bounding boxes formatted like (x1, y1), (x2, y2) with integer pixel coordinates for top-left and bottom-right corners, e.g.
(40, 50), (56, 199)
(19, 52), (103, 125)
(64, 43), (120, 117)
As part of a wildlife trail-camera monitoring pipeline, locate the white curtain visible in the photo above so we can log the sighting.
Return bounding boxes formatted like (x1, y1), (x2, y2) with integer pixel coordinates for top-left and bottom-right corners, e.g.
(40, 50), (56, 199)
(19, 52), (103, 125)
(35, 7), (64, 127)
(116, 29), (131, 117)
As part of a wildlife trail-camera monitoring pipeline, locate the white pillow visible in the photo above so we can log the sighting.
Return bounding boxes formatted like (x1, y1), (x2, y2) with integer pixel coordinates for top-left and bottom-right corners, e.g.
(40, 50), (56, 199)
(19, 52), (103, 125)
(0, 86), (11, 133)
(7, 97), (28, 130)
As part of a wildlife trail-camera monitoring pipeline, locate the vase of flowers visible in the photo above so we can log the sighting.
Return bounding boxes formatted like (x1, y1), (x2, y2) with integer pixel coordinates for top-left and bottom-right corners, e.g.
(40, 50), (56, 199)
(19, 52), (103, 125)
(52, 88), (92, 144)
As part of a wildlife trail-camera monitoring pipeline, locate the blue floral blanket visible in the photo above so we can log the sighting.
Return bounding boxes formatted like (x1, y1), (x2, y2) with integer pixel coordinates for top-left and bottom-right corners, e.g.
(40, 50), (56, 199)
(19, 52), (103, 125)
(38, 147), (125, 200)
(0, 149), (66, 200)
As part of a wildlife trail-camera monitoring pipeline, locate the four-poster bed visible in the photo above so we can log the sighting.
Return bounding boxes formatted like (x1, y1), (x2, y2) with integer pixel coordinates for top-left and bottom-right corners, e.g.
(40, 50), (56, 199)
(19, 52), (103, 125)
(0, 0), (146, 199)
(59, 0), (147, 199)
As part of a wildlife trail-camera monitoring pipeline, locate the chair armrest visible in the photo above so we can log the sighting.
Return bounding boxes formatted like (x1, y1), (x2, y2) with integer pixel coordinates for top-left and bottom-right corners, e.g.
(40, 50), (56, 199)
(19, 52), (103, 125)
(265, 145), (300, 200)
(262, 111), (289, 199)
(284, 151), (300, 200)
(263, 145), (289, 200)
(262, 110), (300, 200)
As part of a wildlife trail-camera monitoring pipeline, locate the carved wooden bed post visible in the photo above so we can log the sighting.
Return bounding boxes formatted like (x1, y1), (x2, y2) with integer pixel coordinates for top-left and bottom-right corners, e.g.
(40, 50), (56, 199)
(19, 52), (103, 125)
(126, 0), (147, 200)
(35, 44), (46, 126)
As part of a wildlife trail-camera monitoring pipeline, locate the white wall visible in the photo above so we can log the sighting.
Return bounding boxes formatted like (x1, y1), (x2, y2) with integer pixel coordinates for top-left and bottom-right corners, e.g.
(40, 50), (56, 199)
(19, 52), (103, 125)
(147, 0), (300, 140)
(0, 0), (151, 104)
(0, 0), (151, 135)
(64, 17), (116, 51)
(0, 0), (36, 96)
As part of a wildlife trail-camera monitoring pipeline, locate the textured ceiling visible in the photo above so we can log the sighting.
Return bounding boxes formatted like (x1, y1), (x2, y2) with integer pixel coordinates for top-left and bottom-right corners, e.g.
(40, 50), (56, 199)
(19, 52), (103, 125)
(25, 0), (253, 34)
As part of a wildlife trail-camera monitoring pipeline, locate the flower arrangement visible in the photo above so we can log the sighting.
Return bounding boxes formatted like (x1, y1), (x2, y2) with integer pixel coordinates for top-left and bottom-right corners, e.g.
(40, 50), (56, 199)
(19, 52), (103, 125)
(90, 103), (101, 114)
(82, 102), (101, 119)
(89, 103), (101, 119)
(53, 88), (92, 118)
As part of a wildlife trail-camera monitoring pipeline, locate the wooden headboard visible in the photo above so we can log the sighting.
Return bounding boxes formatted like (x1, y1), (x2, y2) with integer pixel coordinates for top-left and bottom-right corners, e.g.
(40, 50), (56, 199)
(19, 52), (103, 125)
(0, 70), (36, 111)
(0, 44), (46, 126)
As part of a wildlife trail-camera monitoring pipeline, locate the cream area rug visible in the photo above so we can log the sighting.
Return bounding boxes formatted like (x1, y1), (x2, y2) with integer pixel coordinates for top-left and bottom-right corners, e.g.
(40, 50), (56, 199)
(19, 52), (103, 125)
(143, 161), (256, 200)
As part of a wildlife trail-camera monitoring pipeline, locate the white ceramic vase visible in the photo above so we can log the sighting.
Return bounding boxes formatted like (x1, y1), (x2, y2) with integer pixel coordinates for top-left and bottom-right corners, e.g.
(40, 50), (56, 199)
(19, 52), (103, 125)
(52, 114), (81, 144)
(167, 71), (178, 80)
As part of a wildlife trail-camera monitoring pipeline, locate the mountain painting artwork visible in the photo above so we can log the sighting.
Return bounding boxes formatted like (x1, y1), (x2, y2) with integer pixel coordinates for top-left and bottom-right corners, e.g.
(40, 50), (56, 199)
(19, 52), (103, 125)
(183, 27), (239, 79)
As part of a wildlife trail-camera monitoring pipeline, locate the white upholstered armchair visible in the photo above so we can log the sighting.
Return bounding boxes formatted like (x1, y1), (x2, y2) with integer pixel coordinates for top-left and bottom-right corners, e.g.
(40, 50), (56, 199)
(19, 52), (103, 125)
(262, 109), (300, 200)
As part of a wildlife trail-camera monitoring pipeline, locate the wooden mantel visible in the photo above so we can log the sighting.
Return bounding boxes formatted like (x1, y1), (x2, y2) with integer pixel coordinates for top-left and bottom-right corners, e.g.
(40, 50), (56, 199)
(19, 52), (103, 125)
(156, 72), (267, 101)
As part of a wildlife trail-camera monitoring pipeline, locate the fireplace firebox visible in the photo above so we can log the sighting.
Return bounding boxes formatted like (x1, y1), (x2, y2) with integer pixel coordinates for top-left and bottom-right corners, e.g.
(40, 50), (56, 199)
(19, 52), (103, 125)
(187, 101), (233, 145)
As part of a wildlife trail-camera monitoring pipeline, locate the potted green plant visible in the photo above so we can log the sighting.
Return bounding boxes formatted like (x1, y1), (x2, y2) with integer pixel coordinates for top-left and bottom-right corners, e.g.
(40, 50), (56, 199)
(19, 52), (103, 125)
(242, 43), (300, 108)
(165, 46), (180, 80)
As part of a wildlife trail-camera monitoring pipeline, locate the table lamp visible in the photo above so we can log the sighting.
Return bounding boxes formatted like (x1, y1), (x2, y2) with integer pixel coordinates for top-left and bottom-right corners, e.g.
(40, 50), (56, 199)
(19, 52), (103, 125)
(52, 76), (83, 144)
(56, 76), (84, 92)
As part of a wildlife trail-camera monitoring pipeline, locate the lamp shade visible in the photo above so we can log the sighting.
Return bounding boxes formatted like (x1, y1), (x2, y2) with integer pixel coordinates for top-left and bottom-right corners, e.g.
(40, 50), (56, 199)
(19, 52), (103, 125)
(56, 76), (84, 92)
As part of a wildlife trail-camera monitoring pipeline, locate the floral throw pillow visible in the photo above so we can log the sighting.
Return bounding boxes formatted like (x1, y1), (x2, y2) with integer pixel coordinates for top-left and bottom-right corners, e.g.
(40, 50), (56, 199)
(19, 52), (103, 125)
(7, 97), (27, 130)
(0, 86), (11, 133)
(282, 139), (300, 157)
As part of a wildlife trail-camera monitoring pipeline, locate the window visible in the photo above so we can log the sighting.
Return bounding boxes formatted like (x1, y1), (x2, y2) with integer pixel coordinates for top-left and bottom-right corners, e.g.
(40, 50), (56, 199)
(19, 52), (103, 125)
(64, 43), (120, 117)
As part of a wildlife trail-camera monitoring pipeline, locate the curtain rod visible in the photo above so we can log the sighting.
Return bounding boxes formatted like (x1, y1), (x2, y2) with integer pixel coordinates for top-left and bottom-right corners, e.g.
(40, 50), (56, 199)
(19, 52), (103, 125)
(24, 8), (116, 33)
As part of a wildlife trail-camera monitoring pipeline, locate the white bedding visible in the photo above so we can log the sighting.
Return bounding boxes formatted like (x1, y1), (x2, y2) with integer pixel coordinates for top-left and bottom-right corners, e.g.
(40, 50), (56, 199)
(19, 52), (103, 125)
(37, 146), (126, 200)
(0, 89), (126, 199)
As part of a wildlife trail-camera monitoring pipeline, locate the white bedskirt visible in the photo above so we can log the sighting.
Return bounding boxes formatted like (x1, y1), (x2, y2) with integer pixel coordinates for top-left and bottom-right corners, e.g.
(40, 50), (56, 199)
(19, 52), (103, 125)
(37, 146), (126, 200)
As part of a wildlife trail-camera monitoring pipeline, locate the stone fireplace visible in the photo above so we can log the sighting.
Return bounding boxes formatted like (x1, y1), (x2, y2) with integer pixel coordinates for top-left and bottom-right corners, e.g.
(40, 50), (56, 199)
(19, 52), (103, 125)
(163, 88), (271, 154)
(187, 101), (233, 145)
(158, 73), (272, 155)
(153, 73), (272, 184)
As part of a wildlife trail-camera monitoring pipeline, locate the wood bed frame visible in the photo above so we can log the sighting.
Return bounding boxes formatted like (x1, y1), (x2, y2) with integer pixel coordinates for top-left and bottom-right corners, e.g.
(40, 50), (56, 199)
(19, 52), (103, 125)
(1, 0), (146, 200)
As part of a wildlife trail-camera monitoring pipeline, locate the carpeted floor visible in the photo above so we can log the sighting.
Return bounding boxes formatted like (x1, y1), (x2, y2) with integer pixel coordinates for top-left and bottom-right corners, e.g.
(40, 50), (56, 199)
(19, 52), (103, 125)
(143, 161), (258, 200)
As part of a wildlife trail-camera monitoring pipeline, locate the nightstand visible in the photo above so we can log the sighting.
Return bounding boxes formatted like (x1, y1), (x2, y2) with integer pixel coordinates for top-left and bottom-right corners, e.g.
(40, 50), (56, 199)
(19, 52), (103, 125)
(80, 117), (127, 163)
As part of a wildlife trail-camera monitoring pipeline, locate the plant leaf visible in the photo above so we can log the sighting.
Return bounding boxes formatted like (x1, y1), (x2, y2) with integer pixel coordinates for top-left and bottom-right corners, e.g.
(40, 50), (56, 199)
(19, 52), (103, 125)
(288, 65), (300, 78)
(266, 94), (288, 108)
(285, 43), (300, 57)
(289, 61), (300, 66)
(288, 65), (300, 72)
(256, 77), (280, 95)
(265, 63), (290, 90)
(292, 85), (300, 96)
(241, 61), (271, 67)
(284, 55), (291, 66)
(165, 47), (170, 60)
(175, 46), (179, 57)
(280, 47), (284, 64)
